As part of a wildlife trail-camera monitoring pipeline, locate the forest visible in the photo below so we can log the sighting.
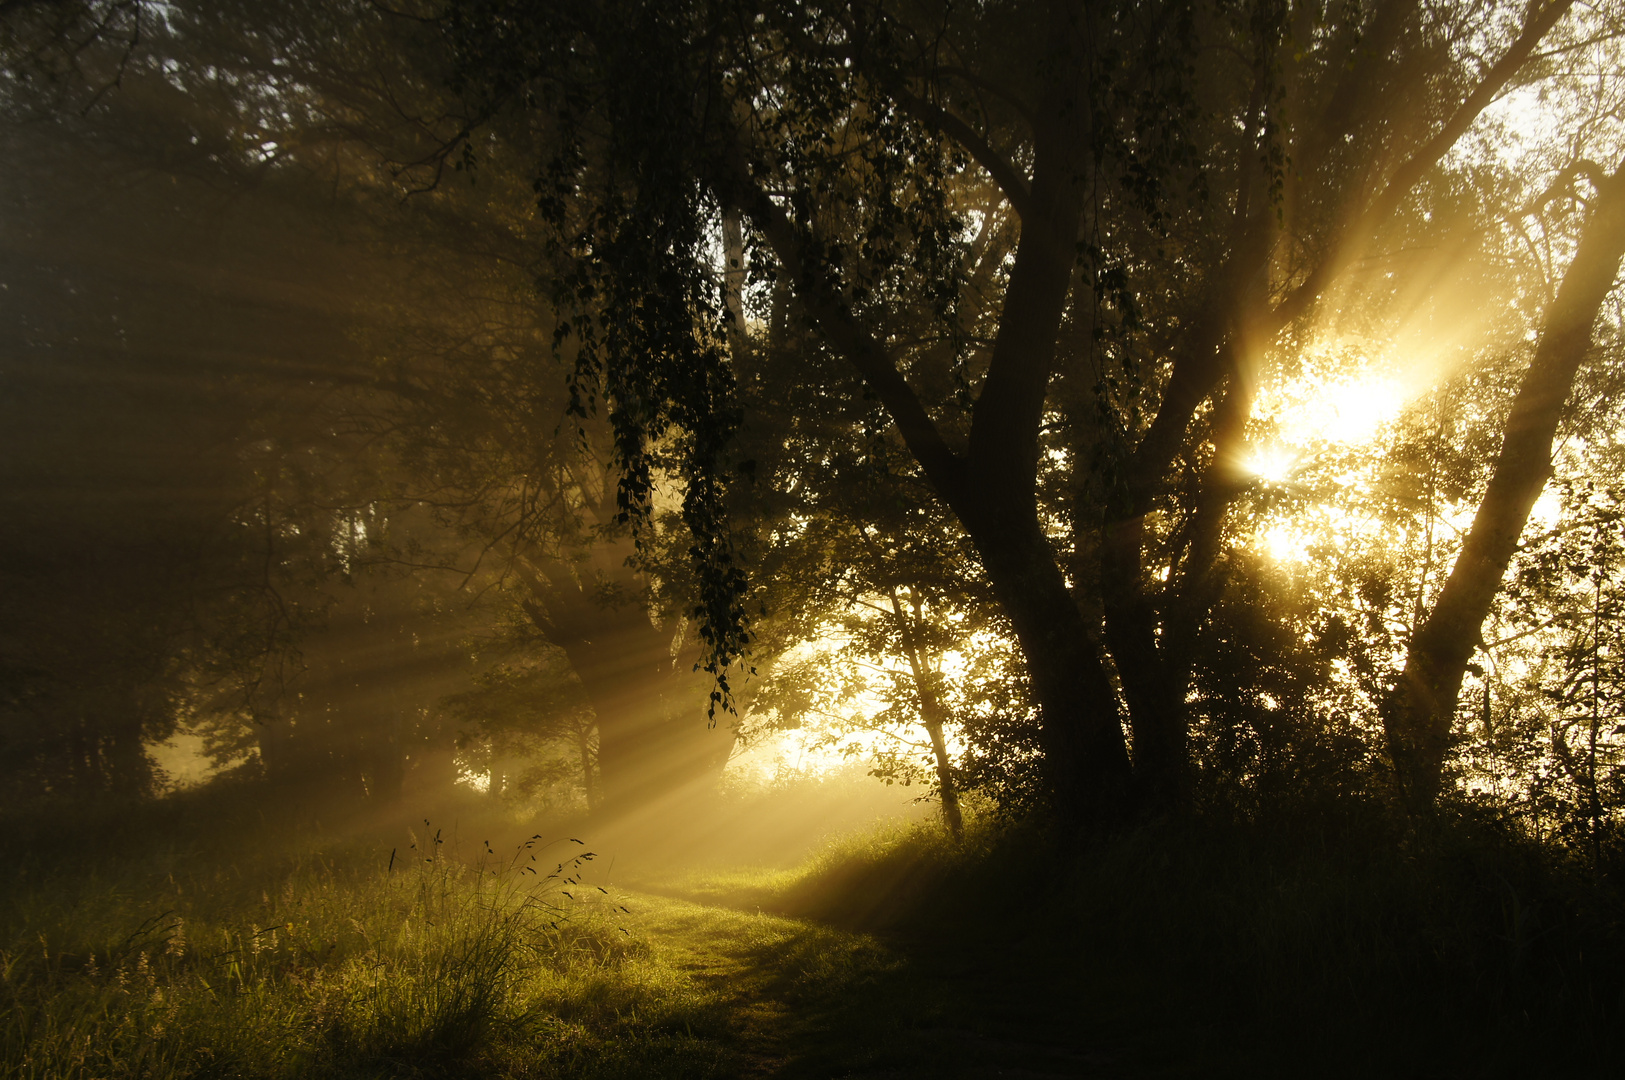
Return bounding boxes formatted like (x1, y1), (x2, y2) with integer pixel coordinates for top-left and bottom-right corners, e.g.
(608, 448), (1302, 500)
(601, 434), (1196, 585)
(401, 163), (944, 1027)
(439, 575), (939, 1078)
(3, 0), (1625, 1075)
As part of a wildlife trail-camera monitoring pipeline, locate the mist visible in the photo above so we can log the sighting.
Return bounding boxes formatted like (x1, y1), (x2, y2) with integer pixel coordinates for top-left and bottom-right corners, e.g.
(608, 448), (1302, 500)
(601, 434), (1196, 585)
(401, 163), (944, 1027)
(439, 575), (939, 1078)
(5, 1), (1625, 1076)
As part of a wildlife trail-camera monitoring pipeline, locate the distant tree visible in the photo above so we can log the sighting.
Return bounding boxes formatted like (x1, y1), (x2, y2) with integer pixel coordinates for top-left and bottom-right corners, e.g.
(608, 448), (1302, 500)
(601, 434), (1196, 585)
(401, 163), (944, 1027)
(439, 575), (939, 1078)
(749, 516), (986, 838)
(0, 0), (761, 814)
(444, 648), (598, 811)
(345, 184), (746, 816)
(0, 0), (474, 802)
(0, 72), (362, 798)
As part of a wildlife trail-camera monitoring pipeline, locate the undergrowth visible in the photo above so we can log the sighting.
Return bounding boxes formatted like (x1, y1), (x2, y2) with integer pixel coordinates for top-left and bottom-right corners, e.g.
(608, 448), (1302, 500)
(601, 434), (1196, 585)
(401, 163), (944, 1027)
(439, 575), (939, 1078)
(0, 797), (720, 1080)
(6, 785), (1623, 1079)
(740, 811), (1625, 1077)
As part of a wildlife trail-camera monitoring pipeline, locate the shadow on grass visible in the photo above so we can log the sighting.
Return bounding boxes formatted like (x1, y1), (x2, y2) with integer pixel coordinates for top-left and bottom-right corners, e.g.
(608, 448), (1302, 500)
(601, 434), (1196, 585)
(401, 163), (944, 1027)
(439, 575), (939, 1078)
(622, 887), (1107, 1080)
(7, 787), (1623, 1078)
(657, 815), (1625, 1079)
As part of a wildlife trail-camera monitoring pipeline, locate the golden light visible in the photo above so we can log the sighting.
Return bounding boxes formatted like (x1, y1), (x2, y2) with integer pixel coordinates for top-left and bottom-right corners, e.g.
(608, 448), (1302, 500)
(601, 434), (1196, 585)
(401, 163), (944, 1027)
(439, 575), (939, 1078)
(1260, 522), (1309, 563)
(1276, 374), (1405, 447)
(726, 625), (980, 786)
(1240, 339), (1430, 562)
(1528, 486), (1562, 531)
(1242, 444), (1300, 484)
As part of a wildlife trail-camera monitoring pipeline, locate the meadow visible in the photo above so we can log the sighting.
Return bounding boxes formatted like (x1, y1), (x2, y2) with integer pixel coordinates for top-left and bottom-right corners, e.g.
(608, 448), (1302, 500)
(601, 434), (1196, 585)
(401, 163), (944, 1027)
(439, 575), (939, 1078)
(3, 782), (1622, 1079)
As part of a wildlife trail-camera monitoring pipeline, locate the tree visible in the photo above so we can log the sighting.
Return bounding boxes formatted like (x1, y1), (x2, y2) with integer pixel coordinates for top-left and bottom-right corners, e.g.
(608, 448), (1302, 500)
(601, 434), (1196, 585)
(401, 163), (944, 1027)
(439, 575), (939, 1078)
(445, 647), (599, 810)
(1384, 157), (1625, 812)
(341, 181), (747, 817)
(14, 0), (1625, 840)
(0, 37), (370, 797)
(440, 0), (1582, 827)
(0, 0), (502, 803)
(0, 0), (764, 816)
(747, 474), (988, 838)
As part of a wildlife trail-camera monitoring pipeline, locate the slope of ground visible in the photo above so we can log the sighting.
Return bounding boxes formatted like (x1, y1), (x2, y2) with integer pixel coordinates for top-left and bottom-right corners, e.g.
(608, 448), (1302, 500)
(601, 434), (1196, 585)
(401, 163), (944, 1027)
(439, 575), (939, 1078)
(4, 789), (1622, 1078)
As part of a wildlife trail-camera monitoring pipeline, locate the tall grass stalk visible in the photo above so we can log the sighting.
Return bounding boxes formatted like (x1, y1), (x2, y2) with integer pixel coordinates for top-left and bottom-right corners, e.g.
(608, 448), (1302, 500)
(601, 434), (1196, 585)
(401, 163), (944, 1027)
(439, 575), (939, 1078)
(0, 826), (641, 1079)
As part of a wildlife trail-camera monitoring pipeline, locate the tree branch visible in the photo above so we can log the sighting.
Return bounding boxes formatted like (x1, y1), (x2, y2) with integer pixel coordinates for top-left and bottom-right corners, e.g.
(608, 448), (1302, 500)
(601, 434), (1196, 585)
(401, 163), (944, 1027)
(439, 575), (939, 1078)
(718, 155), (968, 499)
(1274, 0), (1577, 331)
(890, 84), (1034, 222)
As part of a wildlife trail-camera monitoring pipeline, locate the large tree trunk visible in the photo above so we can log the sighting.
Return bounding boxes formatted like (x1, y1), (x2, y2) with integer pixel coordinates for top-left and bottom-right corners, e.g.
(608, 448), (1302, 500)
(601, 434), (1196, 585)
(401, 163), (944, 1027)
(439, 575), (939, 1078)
(1100, 295), (1263, 816)
(1100, 510), (1187, 811)
(1384, 160), (1625, 812)
(964, 505), (1133, 826)
(730, 6), (1132, 829)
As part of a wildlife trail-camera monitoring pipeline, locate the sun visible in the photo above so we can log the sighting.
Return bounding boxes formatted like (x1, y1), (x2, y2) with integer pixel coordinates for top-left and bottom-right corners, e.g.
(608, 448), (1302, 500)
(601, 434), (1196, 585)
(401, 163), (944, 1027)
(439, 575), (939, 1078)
(1260, 521), (1309, 563)
(1241, 357), (1409, 493)
(1242, 444), (1300, 484)
(1274, 372), (1406, 449)
(1315, 376), (1405, 445)
(1238, 353), (1420, 562)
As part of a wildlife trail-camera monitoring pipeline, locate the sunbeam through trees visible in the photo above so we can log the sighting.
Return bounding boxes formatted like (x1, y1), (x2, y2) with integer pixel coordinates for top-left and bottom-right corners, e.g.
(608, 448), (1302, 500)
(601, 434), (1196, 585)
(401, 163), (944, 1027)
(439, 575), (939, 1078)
(3, 0), (1625, 1075)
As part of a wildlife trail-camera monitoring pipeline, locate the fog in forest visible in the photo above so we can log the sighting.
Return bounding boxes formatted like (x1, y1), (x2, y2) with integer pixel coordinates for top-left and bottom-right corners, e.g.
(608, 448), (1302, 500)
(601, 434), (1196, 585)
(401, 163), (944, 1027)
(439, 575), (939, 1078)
(3, 1), (1625, 1076)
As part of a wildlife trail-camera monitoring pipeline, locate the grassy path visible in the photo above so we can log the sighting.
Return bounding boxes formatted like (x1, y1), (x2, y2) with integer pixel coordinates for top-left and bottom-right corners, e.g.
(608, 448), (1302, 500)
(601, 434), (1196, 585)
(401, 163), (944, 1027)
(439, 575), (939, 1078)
(13, 808), (1608, 1078)
(0, 806), (1144, 1080)
(614, 881), (1113, 1079)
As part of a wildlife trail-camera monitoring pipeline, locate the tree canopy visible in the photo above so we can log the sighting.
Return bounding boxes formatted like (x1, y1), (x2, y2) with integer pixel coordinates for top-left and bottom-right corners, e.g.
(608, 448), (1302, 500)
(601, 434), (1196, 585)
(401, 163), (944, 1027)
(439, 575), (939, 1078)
(3, 0), (1625, 855)
(429, 0), (1625, 830)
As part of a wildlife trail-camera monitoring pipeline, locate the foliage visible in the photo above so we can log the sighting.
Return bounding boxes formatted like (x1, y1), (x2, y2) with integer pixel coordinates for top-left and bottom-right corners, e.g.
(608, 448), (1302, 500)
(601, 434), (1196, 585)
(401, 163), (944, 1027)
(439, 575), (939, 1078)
(423, 0), (1625, 826)
(8, 0), (1625, 899)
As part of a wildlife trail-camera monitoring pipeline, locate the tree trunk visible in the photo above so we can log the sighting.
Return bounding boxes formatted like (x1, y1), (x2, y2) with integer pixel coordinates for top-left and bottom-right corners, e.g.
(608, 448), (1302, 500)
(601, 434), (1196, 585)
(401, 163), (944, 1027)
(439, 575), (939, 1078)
(1384, 160), (1625, 812)
(573, 717), (599, 811)
(721, 206), (749, 362)
(961, 503), (1133, 826)
(923, 715), (964, 840)
(1097, 232), (1270, 816)
(1123, 362), (1260, 813)
(103, 710), (150, 797)
(889, 589), (965, 840)
(68, 715), (96, 791)
(729, 10), (1133, 829)
(1100, 510), (1186, 811)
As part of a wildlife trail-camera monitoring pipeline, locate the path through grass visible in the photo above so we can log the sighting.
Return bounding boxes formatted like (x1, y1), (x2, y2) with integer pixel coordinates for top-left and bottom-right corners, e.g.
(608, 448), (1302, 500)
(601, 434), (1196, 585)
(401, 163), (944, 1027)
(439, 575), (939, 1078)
(6, 800), (1621, 1078)
(614, 886), (1105, 1079)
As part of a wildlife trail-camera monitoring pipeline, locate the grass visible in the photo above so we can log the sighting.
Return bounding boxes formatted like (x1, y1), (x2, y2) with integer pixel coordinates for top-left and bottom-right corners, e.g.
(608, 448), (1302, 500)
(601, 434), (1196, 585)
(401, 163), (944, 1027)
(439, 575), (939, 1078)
(643, 813), (1625, 1077)
(3, 787), (1622, 1078)
(1, 822), (677, 1079)
(0, 781), (929, 1080)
